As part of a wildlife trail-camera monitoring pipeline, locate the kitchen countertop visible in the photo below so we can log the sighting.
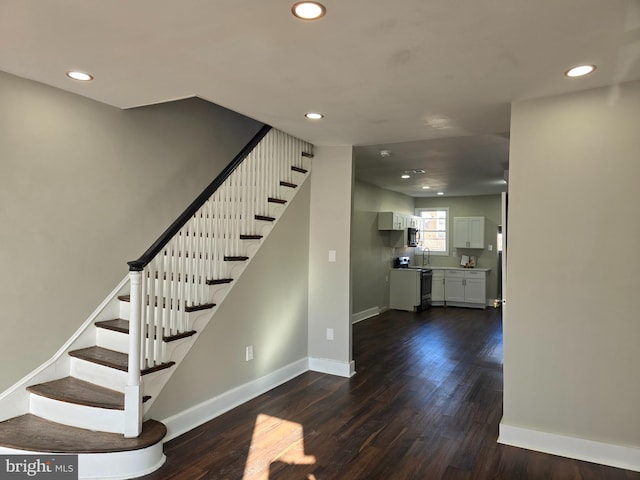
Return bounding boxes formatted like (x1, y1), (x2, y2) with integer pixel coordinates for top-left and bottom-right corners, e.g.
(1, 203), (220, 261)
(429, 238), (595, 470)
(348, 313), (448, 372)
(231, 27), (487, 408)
(406, 266), (492, 272)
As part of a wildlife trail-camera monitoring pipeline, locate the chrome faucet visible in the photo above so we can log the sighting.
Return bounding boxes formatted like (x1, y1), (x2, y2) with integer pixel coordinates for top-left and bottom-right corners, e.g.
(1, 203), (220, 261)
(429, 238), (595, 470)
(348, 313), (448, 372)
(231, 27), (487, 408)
(422, 247), (430, 266)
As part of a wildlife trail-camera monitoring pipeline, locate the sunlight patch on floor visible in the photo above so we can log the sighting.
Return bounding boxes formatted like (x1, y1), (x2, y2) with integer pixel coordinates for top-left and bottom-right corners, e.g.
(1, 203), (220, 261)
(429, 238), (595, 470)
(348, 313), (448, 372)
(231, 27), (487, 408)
(242, 413), (316, 480)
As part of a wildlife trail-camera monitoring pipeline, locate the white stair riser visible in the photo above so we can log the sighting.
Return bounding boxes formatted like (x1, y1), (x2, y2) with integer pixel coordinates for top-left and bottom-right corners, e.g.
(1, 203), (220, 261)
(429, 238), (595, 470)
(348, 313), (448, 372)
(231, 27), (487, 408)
(30, 394), (124, 434)
(96, 329), (129, 354)
(70, 358), (127, 393)
(119, 301), (130, 321)
(0, 445), (166, 480)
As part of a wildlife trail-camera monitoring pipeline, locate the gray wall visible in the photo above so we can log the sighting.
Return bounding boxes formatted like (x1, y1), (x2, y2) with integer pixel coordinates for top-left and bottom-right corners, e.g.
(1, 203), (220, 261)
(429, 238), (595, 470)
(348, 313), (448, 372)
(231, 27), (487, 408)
(503, 81), (640, 447)
(414, 194), (502, 301)
(308, 147), (354, 366)
(0, 71), (263, 392)
(351, 180), (415, 315)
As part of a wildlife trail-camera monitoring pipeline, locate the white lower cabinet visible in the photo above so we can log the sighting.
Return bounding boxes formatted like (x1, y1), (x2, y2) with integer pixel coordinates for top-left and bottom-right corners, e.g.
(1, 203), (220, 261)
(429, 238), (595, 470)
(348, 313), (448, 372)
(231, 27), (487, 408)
(444, 270), (466, 303)
(431, 270), (445, 305)
(436, 269), (487, 309)
(463, 270), (486, 305)
(389, 269), (421, 311)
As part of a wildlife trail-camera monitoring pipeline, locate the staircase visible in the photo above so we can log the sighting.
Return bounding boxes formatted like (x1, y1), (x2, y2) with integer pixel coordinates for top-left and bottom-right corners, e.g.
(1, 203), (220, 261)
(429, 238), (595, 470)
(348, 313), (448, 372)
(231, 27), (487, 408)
(0, 126), (312, 479)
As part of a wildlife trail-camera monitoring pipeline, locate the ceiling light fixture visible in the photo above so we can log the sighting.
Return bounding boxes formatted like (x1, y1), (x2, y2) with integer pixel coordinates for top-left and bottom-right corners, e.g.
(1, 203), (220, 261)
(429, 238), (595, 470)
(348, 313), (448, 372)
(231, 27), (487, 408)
(565, 65), (596, 78)
(401, 174), (410, 179)
(380, 149), (391, 158)
(292, 1), (326, 20)
(422, 186), (430, 190)
(66, 71), (93, 81)
(304, 112), (323, 120)
(437, 192), (444, 196)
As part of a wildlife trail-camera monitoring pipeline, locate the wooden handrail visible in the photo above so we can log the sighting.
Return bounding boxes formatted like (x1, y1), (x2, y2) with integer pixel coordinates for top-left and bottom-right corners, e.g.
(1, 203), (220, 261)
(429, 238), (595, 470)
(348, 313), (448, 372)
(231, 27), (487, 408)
(127, 124), (272, 271)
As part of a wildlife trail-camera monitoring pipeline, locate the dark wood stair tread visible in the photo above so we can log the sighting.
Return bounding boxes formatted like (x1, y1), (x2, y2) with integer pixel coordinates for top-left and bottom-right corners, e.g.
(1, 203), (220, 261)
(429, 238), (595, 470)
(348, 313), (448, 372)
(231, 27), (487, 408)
(239, 234), (263, 240)
(95, 319), (196, 342)
(68, 346), (175, 375)
(96, 318), (130, 334)
(117, 295), (215, 313)
(224, 256), (249, 261)
(255, 215), (275, 222)
(291, 166), (308, 173)
(268, 197), (287, 204)
(206, 278), (234, 285)
(301, 151), (314, 158)
(0, 414), (165, 454)
(280, 181), (298, 188)
(27, 377), (124, 410)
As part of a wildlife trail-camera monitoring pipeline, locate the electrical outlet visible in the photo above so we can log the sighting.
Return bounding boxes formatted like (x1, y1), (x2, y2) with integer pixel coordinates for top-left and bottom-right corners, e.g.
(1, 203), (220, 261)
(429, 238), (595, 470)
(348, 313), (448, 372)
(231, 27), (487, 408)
(245, 345), (254, 362)
(326, 328), (334, 340)
(488, 244), (493, 251)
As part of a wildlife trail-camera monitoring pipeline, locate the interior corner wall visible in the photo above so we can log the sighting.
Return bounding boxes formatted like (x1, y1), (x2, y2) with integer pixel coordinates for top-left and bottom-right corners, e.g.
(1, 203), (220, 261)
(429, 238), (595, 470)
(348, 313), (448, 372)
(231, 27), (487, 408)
(351, 180), (415, 315)
(308, 146), (354, 375)
(0, 70), (262, 392)
(503, 81), (640, 453)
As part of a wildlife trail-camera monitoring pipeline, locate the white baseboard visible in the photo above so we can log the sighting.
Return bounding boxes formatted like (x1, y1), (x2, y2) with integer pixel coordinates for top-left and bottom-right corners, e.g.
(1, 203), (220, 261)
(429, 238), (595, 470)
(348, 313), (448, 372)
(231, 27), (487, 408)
(498, 422), (640, 472)
(308, 357), (355, 378)
(161, 357), (309, 442)
(352, 307), (380, 324)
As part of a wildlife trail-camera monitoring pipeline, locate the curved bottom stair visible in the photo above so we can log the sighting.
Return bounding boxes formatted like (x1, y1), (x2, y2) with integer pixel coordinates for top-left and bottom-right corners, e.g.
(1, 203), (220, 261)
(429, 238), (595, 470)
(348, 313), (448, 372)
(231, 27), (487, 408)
(0, 414), (166, 479)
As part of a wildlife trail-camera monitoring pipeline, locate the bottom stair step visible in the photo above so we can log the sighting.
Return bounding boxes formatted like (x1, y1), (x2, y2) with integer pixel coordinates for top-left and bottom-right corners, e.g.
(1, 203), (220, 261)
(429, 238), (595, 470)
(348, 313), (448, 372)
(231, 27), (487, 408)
(0, 414), (166, 454)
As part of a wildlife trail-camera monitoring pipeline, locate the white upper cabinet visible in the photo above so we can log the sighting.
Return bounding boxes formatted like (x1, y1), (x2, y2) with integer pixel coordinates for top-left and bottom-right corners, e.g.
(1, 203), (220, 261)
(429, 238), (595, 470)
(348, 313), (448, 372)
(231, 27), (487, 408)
(378, 212), (404, 230)
(378, 212), (423, 231)
(453, 216), (485, 248)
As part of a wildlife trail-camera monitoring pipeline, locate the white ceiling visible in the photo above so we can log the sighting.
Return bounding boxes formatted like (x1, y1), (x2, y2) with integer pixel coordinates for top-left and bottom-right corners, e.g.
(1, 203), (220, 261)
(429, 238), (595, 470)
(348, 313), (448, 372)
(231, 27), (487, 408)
(1, 0), (639, 196)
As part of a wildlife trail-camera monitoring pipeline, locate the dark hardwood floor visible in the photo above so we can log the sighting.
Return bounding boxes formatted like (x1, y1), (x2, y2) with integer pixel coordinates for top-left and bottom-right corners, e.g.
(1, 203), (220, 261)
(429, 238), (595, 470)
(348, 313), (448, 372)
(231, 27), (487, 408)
(141, 307), (640, 480)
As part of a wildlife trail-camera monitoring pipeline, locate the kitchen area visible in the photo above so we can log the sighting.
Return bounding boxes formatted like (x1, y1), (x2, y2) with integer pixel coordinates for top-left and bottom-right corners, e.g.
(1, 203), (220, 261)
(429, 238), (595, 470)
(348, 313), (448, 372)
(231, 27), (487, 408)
(350, 181), (501, 322)
(380, 211), (492, 312)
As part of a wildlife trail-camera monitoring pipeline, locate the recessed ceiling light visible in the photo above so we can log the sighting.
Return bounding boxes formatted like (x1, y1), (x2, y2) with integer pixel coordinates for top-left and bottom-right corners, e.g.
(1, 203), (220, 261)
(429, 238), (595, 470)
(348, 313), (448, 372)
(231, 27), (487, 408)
(422, 186), (431, 190)
(565, 65), (596, 78)
(437, 192), (444, 196)
(305, 112), (323, 120)
(380, 149), (391, 158)
(292, 2), (326, 20)
(66, 71), (93, 81)
(401, 174), (410, 179)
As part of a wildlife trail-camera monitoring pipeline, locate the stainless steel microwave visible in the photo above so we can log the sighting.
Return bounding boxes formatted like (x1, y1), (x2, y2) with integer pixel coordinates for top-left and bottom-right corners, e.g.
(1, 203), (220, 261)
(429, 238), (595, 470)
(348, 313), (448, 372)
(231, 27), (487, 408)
(407, 227), (418, 247)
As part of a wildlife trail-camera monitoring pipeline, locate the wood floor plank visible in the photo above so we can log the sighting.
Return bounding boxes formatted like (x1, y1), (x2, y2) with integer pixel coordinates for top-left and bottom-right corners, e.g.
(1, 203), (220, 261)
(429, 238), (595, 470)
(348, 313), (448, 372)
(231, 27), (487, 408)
(141, 307), (640, 479)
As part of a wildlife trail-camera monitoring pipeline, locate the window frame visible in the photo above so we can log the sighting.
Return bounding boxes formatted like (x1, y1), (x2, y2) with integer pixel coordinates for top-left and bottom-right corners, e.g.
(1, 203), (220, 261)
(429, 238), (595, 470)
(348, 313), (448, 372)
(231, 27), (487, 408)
(415, 207), (449, 256)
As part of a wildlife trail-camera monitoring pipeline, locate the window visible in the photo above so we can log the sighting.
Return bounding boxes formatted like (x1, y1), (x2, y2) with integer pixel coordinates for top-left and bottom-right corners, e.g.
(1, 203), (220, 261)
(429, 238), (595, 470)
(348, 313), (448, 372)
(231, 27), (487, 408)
(417, 208), (448, 255)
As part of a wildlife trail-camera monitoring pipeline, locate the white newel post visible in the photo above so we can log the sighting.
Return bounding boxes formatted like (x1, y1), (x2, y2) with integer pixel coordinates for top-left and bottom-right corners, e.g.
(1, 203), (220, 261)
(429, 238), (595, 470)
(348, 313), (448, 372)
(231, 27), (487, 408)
(124, 269), (143, 437)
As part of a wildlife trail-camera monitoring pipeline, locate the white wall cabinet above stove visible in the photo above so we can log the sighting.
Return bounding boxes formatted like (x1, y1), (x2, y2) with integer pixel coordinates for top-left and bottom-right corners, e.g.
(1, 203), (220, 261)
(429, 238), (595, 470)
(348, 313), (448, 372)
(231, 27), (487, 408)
(378, 212), (422, 232)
